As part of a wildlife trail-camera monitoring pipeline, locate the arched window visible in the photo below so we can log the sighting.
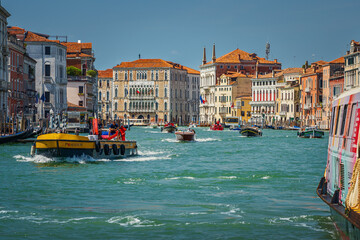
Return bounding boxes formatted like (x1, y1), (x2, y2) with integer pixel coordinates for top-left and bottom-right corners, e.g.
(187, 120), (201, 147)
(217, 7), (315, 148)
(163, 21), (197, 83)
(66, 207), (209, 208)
(125, 72), (127, 80)
(129, 102), (132, 109)
(155, 88), (159, 97)
(99, 91), (102, 100)
(115, 72), (118, 80)
(130, 71), (132, 80)
(164, 114), (167, 122)
(106, 104), (109, 112)
(151, 102), (154, 109)
(165, 102), (167, 110)
(165, 88), (167, 97)
(142, 102), (144, 109)
(124, 88), (128, 97)
(147, 114), (150, 119)
(114, 114), (117, 119)
(124, 102), (127, 110)
(107, 91), (109, 101)
(156, 102), (158, 110)
(165, 71), (167, 80)
(115, 88), (118, 98)
(156, 72), (158, 80)
(124, 114), (127, 119)
(151, 71), (154, 80)
(115, 102), (118, 110)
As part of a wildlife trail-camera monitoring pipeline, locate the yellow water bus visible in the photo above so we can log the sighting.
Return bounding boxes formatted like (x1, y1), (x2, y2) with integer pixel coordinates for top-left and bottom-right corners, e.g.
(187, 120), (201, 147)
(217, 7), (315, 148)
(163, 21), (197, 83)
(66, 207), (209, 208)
(31, 133), (138, 159)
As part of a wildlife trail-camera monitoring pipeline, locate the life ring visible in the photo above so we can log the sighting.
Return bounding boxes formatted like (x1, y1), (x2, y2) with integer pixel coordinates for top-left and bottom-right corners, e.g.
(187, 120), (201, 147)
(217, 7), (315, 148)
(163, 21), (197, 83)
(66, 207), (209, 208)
(95, 141), (101, 152)
(104, 144), (110, 155)
(120, 144), (126, 155)
(112, 144), (119, 155)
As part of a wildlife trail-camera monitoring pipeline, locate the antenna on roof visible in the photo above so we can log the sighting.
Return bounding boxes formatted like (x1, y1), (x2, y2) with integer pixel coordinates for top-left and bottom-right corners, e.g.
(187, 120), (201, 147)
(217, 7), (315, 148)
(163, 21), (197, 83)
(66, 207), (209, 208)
(139, 54), (141, 59)
(265, 42), (270, 60)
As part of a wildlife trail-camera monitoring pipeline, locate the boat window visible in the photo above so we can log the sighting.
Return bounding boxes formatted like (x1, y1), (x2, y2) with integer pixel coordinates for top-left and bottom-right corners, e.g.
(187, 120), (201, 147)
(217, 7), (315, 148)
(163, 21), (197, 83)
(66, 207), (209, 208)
(330, 106), (336, 135)
(334, 106), (342, 136)
(340, 104), (348, 136)
(347, 103), (357, 137)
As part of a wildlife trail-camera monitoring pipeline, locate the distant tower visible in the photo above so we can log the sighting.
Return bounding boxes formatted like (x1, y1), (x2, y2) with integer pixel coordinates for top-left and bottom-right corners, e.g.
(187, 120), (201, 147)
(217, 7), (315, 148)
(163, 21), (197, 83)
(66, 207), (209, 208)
(265, 42), (270, 60)
(212, 43), (216, 62)
(202, 47), (207, 65)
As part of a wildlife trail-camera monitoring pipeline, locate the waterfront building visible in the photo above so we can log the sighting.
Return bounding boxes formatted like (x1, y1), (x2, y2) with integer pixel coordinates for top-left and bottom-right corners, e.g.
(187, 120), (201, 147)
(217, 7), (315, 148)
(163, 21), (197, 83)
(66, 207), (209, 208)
(234, 95), (252, 124)
(7, 31), (25, 117)
(321, 57), (344, 129)
(97, 68), (113, 120)
(182, 66), (200, 123)
(24, 31), (67, 119)
(199, 45), (281, 124)
(344, 40), (360, 91)
(112, 58), (199, 124)
(250, 70), (282, 125)
(61, 41), (97, 117)
(23, 54), (37, 122)
(300, 61), (327, 127)
(276, 68), (302, 126)
(214, 72), (252, 122)
(0, 5), (10, 116)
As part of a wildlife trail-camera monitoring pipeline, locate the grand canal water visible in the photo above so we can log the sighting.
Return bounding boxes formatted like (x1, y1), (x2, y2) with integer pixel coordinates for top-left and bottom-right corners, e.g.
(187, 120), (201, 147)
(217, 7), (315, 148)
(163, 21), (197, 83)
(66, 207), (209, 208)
(0, 127), (339, 239)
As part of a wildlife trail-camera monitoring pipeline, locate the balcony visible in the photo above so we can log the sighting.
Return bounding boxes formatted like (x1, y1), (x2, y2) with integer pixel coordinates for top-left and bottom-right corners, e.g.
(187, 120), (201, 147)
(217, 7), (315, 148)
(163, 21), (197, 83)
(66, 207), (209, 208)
(280, 111), (287, 116)
(219, 107), (228, 114)
(68, 75), (96, 83)
(128, 109), (156, 113)
(44, 76), (52, 83)
(129, 95), (155, 100)
(0, 80), (8, 90)
(304, 103), (311, 110)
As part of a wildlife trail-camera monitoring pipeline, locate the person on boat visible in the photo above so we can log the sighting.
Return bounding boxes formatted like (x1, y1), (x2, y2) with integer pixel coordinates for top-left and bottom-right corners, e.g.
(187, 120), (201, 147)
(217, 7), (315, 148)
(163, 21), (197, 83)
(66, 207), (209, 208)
(119, 125), (127, 141)
(109, 121), (118, 136)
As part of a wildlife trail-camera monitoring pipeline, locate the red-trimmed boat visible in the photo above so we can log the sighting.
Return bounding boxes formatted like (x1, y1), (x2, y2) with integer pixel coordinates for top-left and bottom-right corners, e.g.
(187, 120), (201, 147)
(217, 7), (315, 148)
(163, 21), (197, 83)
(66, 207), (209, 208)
(210, 121), (223, 131)
(161, 122), (177, 133)
(175, 129), (195, 141)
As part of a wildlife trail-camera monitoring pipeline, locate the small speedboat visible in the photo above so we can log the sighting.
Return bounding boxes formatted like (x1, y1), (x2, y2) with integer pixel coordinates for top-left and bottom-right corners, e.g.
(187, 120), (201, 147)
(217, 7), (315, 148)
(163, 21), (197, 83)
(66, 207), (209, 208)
(240, 127), (262, 137)
(297, 127), (324, 138)
(150, 123), (159, 129)
(175, 129), (195, 141)
(210, 122), (223, 131)
(161, 123), (177, 133)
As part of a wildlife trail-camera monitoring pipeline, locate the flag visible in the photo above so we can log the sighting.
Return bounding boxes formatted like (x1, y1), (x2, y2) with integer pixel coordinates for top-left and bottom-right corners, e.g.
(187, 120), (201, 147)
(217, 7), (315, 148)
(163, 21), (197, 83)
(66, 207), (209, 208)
(200, 95), (204, 104)
(136, 90), (140, 94)
(204, 97), (207, 103)
(231, 103), (234, 108)
(40, 94), (46, 102)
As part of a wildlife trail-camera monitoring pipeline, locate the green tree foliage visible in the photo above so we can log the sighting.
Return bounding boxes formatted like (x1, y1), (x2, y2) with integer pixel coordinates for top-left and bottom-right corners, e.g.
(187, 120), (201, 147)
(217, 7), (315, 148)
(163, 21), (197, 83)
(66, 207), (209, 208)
(86, 70), (97, 77)
(67, 66), (81, 76)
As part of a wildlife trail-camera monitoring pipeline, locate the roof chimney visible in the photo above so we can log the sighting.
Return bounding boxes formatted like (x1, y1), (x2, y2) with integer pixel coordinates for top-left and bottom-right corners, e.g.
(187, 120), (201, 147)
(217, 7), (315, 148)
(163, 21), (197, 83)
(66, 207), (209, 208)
(78, 40), (81, 43)
(202, 47), (207, 65)
(255, 61), (259, 78)
(274, 59), (277, 63)
(212, 43), (216, 62)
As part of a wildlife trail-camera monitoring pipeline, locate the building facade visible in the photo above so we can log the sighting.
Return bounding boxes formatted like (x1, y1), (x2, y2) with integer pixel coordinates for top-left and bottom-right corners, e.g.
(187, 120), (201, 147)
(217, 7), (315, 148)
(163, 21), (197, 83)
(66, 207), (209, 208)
(97, 68), (113, 120)
(62, 41), (97, 116)
(24, 31), (67, 119)
(234, 96), (252, 123)
(300, 61), (327, 127)
(199, 45), (281, 124)
(0, 6), (10, 116)
(113, 59), (199, 125)
(321, 57), (344, 129)
(344, 40), (360, 91)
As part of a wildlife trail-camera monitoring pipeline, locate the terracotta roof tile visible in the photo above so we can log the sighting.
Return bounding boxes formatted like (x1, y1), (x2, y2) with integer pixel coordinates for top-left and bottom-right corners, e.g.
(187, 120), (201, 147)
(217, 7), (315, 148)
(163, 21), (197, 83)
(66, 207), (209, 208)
(24, 31), (60, 43)
(98, 69), (113, 78)
(114, 59), (199, 75)
(329, 56), (345, 64)
(203, 48), (280, 65)
(223, 71), (254, 78)
(7, 26), (25, 35)
(67, 53), (93, 58)
(67, 101), (87, 111)
(61, 42), (92, 53)
(282, 67), (303, 74)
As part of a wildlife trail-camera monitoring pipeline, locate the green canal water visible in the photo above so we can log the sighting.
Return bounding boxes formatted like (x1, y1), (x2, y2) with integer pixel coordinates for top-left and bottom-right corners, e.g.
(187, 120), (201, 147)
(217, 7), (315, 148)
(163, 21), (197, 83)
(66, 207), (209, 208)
(0, 127), (339, 239)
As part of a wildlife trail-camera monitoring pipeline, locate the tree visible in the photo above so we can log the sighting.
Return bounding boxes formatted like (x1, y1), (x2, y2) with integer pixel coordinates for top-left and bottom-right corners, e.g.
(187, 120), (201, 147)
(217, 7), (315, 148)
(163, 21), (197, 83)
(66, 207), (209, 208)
(86, 70), (97, 77)
(67, 66), (81, 76)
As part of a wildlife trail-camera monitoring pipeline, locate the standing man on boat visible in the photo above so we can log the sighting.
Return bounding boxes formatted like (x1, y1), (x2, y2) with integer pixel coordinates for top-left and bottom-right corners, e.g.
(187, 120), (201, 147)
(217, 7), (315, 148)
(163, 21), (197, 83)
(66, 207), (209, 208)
(109, 121), (119, 136)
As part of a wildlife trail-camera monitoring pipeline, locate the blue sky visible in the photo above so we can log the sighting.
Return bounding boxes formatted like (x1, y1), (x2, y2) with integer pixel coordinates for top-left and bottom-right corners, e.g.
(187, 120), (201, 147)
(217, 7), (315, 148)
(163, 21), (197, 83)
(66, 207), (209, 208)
(3, 0), (360, 70)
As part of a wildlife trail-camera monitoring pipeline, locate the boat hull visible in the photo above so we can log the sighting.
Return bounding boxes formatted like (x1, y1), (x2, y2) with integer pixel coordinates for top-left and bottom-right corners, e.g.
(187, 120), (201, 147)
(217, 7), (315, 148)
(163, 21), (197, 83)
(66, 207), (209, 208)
(162, 126), (177, 133)
(34, 133), (137, 159)
(240, 128), (262, 137)
(298, 130), (324, 138)
(317, 177), (360, 239)
(175, 131), (195, 141)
